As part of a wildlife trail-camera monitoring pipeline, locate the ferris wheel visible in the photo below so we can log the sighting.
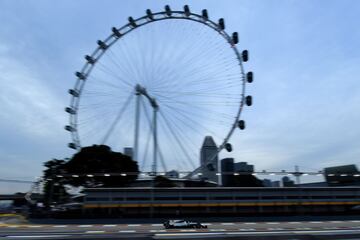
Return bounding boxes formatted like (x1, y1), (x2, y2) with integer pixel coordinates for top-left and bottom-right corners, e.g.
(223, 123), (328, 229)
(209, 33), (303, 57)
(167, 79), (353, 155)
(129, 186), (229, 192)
(65, 5), (253, 176)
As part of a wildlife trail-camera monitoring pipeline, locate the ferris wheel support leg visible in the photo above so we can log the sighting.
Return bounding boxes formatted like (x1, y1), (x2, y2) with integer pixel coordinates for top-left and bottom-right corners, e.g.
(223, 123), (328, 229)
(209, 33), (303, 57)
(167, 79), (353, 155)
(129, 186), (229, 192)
(152, 108), (158, 176)
(134, 93), (141, 162)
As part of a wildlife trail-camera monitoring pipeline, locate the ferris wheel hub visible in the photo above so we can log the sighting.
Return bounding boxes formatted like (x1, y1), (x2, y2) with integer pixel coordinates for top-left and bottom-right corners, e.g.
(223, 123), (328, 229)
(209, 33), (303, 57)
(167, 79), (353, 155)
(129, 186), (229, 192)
(135, 84), (159, 110)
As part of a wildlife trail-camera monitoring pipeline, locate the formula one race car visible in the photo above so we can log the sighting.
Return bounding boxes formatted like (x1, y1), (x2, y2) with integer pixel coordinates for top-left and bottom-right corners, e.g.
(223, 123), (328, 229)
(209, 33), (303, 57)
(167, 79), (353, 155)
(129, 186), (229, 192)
(163, 219), (208, 229)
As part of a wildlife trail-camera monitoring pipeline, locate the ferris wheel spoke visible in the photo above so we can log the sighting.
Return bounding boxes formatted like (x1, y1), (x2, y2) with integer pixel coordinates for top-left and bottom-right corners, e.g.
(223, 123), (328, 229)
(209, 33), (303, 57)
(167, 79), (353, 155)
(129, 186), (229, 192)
(155, 94), (236, 120)
(101, 92), (134, 144)
(159, 98), (240, 107)
(106, 49), (134, 79)
(151, 63), (239, 94)
(87, 75), (129, 91)
(185, 82), (241, 94)
(105, 49), (138, 87)
(168, 42), (227, 79)
(152, 89), (241, 98)
(159, 116), (195, 171)
(159, 110), (197, 169)
(149, 22), (219, 91)
(178, 68), (240, 90)
(161, 104), (215, 149)
(78, 97), (135, 134)
(113, 40), (142, 84)
(79, 101), (128, 113)
(165, 23), (220, 68)
(96, 61), (134, 89)
(159, 103), (235, 123)
(162, 103), (223, 140)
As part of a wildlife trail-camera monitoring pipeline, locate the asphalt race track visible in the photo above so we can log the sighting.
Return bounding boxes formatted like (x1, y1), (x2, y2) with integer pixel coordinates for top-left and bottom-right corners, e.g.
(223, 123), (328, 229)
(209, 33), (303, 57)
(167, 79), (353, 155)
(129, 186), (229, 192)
(2, 220), (360, 239)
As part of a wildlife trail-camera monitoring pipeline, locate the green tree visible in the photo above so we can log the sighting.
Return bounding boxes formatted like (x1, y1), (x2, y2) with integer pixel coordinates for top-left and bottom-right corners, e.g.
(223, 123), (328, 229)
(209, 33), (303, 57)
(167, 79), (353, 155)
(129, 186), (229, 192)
(42, 145), (139, 206)
(62, 145), (139, 187)
(43, 159), (69, 207)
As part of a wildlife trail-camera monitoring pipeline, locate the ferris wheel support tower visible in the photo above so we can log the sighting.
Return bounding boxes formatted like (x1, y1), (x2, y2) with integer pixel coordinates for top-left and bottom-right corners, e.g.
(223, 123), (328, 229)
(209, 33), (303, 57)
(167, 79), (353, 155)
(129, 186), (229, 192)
(134, 84), (159, 175)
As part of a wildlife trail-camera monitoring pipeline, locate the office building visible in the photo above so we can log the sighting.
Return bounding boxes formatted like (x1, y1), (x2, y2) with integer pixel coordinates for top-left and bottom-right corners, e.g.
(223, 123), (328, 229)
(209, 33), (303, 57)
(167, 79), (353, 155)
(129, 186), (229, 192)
(221, 158), (234, 186)
(200, 136), (218, 183)
(234, 162), (254, 173)
(123, 147), (133, 159)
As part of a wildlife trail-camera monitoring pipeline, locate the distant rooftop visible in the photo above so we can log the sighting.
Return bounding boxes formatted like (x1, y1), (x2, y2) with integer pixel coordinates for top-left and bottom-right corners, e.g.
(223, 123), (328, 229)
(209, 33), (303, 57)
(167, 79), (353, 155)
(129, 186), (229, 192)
(202, 136), (217, 147)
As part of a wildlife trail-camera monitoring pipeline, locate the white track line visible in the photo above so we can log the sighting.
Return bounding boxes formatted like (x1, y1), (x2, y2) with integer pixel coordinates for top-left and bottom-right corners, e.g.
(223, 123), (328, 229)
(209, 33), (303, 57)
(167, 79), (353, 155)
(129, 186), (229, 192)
(152, 224), (163, 226)
(323, 227), (339, 230)
(52, 225), (67, 228)
(103, 224), (117, 227)
(288, 222), (301, 224)
(244, 222), (256, 225)
(210, 229), (226, 231)
(180, 229), (196, 232)
(309, 221), (323, 224)
(221, 223), (234, 225)
(6, 225), (19, 228)
(203, 223), (212, 225)
(128, 224), (141, 227)
(78, 225), (93, 227)
(239, 228), (255, 231)
(86, 230), (105, 233)
(266, 222), (279, 224)
(150, 229), (166, 232)
(27, 225), (42, 228)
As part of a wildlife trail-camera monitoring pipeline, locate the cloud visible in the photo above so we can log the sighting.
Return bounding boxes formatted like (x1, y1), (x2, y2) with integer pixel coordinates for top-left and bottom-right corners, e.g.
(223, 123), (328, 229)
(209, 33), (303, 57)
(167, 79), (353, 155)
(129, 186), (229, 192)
(0, 50), (65, 139)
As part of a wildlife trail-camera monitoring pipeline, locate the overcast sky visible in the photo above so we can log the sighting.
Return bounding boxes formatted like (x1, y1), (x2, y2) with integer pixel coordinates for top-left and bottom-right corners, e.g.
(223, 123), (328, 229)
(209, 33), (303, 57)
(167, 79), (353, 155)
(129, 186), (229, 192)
(0, 0), (359, 193)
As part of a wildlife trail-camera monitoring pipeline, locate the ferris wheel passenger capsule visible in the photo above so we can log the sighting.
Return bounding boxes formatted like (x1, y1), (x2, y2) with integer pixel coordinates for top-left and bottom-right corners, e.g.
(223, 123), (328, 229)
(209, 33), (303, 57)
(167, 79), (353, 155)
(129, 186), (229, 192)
(68, 143), (77, 149)
(128, 17), (137, 27)
(183, 5), (190, 16)
(225, 143), (233, 152)
(112, 27), (122, 38)
(75, 71), (86, 80)
(146, 9), (154, 20)
(165, 5), (172, 16)
(68, 89), (79, 97)
(65, 125), (75, 132)
(232, 32), (238, 44)
(202, 9), (208, 20)
(218, 18), (225, 30)
(246, 72), (253, 83)
(238, 120), (245, 130)
(245, 95), (252, 106)
(242, 50), (249, 62)
(85, 55), (95, 64)
(97, 40), (108, 50)
(65, 107), (76, 114)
